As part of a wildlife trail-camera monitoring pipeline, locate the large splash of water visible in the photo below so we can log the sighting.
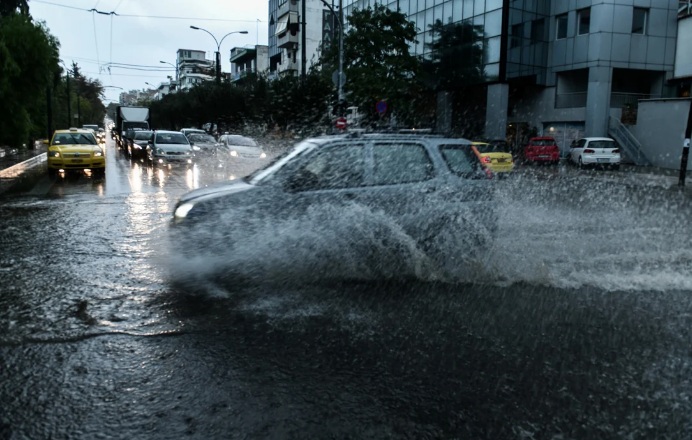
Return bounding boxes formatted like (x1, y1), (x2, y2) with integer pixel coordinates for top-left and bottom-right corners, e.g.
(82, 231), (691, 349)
(165, 170), (692, 295)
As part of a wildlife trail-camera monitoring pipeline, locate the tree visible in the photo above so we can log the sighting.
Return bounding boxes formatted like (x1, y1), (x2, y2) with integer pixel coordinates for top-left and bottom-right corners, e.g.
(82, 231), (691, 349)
(0, 0), (29, 17)
(0, 13), (60, 146)
(339, 4), (422, 126)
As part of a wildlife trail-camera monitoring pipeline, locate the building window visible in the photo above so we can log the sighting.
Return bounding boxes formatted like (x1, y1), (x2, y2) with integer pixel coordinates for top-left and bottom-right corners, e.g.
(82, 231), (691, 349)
(531, 18), (545, 44)
(632, 7), (648, 34)
(577, 8), (590, 35)
(510, 23), (523, 48)
(556, 13), (567, 39)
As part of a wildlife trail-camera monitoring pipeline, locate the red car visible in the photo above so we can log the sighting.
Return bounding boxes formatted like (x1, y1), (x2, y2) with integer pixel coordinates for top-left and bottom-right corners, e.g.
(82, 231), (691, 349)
(524, 136), (560, 164)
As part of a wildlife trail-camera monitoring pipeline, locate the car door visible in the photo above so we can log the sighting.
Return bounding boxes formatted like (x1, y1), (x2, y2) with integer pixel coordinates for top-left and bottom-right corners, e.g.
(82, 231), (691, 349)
(569, 138), (586, 163)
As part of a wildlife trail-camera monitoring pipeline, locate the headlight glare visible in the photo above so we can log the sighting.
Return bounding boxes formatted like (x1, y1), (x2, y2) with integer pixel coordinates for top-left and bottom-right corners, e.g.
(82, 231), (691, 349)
(174, 202), (195, 220)
(230, 150), (238, 157)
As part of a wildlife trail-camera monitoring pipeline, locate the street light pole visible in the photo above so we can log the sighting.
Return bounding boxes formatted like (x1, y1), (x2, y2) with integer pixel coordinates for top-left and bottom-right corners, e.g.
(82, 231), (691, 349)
(190, 26), (248, 84)
(159, 60), (178, 81)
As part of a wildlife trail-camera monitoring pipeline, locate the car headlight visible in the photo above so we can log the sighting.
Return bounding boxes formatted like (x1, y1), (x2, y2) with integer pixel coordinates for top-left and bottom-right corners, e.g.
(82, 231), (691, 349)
(230, 150), (238, 157)
(173, 202), (195, 220)
(156, 148), (165, 155)
(192, 145), (201, 151)
(93, 149), (103, 157)
(260, 152), (267, 159)
(49, 150), (60, 158)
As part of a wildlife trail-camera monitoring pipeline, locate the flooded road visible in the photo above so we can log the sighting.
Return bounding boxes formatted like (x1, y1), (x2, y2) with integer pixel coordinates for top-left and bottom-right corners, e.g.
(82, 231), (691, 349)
(1, 139), (691, 439)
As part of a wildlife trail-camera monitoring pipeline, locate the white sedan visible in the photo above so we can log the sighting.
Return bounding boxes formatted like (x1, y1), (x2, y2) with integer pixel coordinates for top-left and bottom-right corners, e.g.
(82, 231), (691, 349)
(568, 137), (621, 170)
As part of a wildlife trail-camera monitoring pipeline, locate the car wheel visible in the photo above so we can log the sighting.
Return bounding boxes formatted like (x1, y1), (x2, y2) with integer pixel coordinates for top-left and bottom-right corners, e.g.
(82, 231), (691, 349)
(578, 157), (584, 169)
(612, 164), (620, 171)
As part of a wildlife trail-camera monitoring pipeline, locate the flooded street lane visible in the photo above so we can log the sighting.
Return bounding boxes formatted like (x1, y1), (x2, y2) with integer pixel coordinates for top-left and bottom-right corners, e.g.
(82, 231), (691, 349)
(1, 144), (692, 439)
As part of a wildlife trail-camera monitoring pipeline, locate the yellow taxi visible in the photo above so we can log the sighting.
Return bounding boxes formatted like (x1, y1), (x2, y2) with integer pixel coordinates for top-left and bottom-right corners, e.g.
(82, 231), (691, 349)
(47, 128), (105, 177)
(471, 141), (514, 175)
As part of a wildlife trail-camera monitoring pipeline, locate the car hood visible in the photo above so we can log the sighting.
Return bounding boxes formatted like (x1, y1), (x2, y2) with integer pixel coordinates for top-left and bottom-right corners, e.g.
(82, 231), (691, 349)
(155, 143), (191, 153)
(176, 180), (255, 206)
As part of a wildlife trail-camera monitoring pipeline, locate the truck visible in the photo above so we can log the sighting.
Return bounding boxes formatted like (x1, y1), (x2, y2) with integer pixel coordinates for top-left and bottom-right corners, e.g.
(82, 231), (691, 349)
(114, 106), (150, 151)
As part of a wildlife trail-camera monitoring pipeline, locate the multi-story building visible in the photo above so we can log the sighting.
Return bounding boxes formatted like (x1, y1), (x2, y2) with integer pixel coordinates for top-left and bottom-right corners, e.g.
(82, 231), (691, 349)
(176, 49), (215, 91)
(230, 45), (270, 82)
(339, 1), (687, 154)
(264, 0), (688, 165)
(268, 0), (336, 77)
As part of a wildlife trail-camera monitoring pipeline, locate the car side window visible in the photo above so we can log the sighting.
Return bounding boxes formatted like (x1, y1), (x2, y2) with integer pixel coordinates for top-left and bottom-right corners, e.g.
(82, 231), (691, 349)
(372, 142), (434, 186)
(296, 143), (366, 190)
(576, 139), (586, 149)
(439, 144), (481, 177)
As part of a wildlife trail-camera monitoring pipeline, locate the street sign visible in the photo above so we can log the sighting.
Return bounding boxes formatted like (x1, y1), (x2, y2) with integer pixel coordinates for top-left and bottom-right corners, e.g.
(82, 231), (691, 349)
(332, 70), (346, 87)
(335, 116), (347, 130)
(376, 100), (387, 116)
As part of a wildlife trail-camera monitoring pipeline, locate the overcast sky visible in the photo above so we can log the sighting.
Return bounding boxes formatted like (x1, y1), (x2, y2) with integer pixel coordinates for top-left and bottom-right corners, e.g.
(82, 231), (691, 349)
(29, 0), (269, 103)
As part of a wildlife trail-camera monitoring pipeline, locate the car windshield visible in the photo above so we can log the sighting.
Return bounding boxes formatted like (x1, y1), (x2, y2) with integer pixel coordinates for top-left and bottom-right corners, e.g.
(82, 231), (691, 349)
(188, 134), (216, 143)
(133, 131), (152, 140)
(156, 132), (189, 144)
(590, 140), (616, 149)
(222, 135), (257, 147)
(53, 132), (97, 145)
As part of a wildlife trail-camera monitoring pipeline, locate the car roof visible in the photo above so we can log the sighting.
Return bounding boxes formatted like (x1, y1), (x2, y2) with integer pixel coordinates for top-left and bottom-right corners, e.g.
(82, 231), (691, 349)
(54, 128), (92, 134)
(530, 136), (556, 141)
(581, 137), (614, 141)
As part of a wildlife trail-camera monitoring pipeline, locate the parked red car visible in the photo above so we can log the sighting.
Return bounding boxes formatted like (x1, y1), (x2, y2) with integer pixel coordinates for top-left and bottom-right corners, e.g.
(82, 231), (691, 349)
(524, 136), (560, 164)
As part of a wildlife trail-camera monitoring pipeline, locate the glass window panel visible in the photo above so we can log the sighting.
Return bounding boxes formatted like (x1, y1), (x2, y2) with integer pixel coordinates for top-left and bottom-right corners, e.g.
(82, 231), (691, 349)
(484, 9), (502, 37)
(485, 36), (501, 63)
(531, 18), (545, 44)
(577, 8), (590, 35)
(463, 0), (474, 19)
(474, 0), (485, 14)
(556, 13), (568, 39)
(632, 8), (648, 34)
(373, 143), (434, 185)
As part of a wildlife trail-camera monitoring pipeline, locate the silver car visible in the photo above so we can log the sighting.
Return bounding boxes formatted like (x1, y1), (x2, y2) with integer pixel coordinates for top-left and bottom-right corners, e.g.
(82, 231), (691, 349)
(567, 137), (621, 169)
(171, 133), (498, 277)
(217, 134), (267, 160)
(146, 130), (194, 167)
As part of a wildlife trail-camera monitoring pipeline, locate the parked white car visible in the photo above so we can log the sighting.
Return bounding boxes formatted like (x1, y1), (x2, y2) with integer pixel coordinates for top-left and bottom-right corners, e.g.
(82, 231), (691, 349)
(567, 137), (620, 170)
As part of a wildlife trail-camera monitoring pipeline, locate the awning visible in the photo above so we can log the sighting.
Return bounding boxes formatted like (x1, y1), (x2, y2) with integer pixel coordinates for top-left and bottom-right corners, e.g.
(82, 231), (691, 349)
(275, 12), (298, 36)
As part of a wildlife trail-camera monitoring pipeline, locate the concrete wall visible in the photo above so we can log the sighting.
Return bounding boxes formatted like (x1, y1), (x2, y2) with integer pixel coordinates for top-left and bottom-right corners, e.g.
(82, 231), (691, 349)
(630, 98), (692, 170)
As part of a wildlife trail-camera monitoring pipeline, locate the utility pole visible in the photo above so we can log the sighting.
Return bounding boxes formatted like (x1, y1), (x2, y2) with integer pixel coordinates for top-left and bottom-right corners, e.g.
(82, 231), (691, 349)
(679, 99), (692, 187)
(301, 0), (307, 81)
(65, 71), (71, 127)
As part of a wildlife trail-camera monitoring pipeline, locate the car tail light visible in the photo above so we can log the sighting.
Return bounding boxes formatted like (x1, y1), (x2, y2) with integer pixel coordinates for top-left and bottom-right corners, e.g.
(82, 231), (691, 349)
(613, 149), (620, 153)
(481, 156), (491, 163)
(584, 148), (595, 154)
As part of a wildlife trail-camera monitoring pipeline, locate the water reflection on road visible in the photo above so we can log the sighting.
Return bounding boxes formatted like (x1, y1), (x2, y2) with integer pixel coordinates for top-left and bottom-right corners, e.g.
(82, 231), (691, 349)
(0, 141), (691, 439)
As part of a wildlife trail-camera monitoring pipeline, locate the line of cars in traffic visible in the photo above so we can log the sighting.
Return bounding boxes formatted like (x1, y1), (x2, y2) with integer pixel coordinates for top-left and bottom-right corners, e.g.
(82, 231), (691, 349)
(119, 128), (267, 168)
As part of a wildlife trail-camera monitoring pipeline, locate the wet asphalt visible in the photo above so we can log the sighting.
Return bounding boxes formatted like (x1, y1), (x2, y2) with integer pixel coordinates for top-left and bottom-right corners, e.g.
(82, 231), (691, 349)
(0, 137), (691, 439)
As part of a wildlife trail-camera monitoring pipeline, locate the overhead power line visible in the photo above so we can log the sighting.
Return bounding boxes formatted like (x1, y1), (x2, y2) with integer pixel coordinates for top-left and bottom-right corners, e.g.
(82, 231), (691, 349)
(32, 0), (265, 23)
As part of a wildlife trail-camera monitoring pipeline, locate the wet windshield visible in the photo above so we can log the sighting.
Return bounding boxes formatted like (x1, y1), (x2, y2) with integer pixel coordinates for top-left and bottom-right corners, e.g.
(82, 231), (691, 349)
(188, 134), (216, 144)
(222, 135), (257, 147)
(155, 132), (189, 144)
(133, 131), (152, 140)
(52, 132), (97, 145)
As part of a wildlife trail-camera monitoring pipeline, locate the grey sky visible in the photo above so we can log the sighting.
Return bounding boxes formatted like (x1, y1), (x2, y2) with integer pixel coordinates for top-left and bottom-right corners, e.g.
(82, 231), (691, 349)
(29, 0), (269, 103)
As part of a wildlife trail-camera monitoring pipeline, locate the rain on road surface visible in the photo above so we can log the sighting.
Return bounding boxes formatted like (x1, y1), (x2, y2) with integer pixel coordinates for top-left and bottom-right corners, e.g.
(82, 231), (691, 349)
(1, 136), (691, 439)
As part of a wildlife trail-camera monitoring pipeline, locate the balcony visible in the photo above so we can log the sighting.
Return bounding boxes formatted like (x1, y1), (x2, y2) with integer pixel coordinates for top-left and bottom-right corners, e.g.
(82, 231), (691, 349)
(277, 0), (298, 19)
(275, 11), (300, 49)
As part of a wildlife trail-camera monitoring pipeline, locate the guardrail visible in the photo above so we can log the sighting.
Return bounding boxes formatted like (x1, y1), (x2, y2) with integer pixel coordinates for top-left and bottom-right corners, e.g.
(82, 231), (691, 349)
(0, 153), (47, 179)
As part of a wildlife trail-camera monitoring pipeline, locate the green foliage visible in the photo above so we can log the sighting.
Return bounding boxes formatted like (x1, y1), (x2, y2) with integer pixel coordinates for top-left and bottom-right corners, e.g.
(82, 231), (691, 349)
(341, 4), (422, 126)
(0, 14), (60, 146)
